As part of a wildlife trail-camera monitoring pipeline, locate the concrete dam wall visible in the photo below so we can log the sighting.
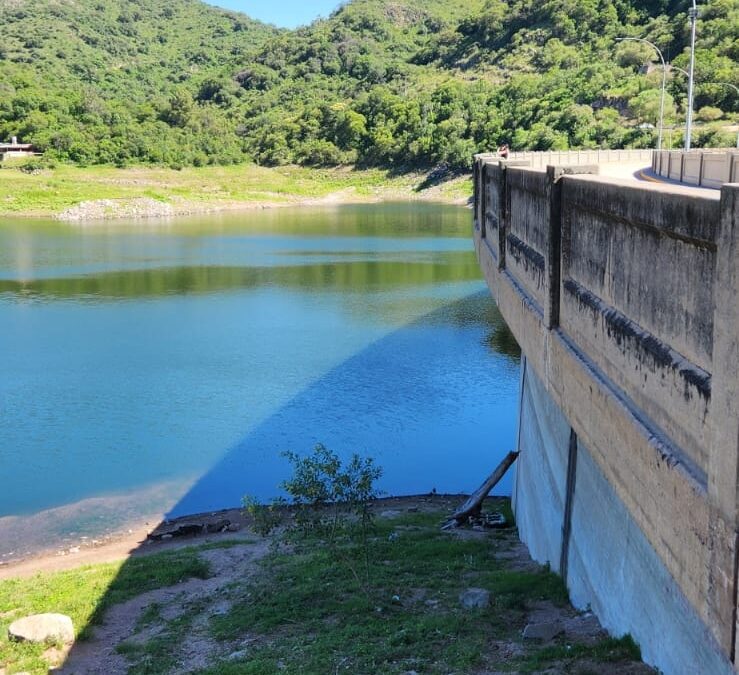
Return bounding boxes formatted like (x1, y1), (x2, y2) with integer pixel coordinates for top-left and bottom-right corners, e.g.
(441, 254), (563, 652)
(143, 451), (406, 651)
(473, 155), (739, 674)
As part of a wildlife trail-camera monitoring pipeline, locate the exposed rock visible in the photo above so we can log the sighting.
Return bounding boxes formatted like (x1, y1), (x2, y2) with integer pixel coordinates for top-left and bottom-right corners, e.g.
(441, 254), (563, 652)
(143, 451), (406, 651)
(8, 614), (74, 644)
(459, 587), (491, 609)
(56, 198), (175, 222)
(522, 620), (563, 642)
(148, 522), (204, 540)
(206, 519), (230, 533)
(563, 611), (604, 643)
(226, 522), (241, 532)
(43, 644), (72, 666)
(226, 649), (248, 662)
(209, 600), (231, 616)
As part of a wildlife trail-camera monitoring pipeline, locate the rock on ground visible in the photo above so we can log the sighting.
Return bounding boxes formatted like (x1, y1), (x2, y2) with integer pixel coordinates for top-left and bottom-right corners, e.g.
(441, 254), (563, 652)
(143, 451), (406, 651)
(8, 613), (74, 644)
(459, 587), (491, 609)
(522, 620), (564, 642)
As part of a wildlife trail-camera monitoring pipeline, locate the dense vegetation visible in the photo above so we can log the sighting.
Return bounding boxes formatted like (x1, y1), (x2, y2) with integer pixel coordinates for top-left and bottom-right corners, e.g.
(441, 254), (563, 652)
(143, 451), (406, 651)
(0, 0), (736, 170)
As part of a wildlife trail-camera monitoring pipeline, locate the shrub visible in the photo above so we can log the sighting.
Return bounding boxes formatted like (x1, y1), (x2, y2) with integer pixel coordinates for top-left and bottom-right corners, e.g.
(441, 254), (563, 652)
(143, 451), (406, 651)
(242, 495), (288, 537)
(242, 445), (383, 589)
(281, 444), (382, 542)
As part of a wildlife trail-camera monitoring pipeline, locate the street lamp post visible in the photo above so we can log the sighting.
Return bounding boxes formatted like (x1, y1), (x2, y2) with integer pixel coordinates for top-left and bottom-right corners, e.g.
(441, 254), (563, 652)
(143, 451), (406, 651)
(616, 37), (666, 150)
(671, 65), (739, 149)
(670, 65), (690, 78)
(685, 1), (698, 150)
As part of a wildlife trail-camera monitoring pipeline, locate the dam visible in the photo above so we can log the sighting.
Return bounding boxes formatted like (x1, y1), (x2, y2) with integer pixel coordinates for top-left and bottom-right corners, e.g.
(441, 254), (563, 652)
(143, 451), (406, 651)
(473, 150), (739, 674)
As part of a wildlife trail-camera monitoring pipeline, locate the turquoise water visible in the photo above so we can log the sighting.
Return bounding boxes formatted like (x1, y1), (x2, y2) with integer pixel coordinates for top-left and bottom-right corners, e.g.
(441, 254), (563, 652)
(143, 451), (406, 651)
(0, 203), (520, 558)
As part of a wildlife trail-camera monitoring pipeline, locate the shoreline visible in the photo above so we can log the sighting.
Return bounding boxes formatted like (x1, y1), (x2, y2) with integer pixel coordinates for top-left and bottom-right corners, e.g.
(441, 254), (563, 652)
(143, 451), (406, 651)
(0, 164), (473, 222)
(53, 191), (471, 223)
(0, 493), (474, 580)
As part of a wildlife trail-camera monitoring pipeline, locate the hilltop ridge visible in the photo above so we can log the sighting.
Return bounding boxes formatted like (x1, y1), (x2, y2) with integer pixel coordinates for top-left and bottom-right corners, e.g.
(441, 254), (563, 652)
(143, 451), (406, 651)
(0, 0), (736, 168)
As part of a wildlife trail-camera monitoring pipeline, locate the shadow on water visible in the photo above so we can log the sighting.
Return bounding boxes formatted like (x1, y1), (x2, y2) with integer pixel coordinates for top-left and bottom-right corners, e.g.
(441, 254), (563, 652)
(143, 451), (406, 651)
(0, 203), (521, 670)
(56, 290), (520, 672)
(0, 255), (491, 525)
(168, 290), (520, 517)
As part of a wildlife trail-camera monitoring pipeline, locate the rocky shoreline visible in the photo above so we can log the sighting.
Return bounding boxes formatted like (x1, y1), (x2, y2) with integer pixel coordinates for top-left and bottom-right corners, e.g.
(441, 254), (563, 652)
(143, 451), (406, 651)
(54, 189), (470, 223)
(0, 494), (470, 580)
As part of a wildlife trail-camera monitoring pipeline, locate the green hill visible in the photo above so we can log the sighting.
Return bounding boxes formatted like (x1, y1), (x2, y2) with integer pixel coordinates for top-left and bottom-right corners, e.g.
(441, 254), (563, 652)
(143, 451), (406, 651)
(0, 0), (277, 164)
(0, 0), (736, 169)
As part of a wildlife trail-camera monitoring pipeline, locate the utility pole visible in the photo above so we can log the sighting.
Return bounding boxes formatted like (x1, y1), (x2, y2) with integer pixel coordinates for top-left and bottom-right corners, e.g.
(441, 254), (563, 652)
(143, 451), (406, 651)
(616, 37), (666, 150)
(671, 67), (739, 149)
(685, 1), (698, 150)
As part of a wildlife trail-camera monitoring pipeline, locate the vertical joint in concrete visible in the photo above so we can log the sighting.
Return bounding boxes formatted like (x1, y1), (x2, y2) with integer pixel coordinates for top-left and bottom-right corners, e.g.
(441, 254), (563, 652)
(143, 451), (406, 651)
(708, 184), (739, 660)
(544, 165), (597, 330)
(498, 160), (530, 271)
(473, 158), (480, 231)
(560, 427), (578, 581)
(473, 153), (496, 237)
(480, 160), (488, 239)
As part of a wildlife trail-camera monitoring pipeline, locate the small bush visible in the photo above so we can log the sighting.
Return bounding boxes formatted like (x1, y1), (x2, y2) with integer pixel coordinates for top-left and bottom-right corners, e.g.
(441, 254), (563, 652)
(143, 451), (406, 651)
(696, 106), (724, 122)
(281, 444), (382, 541)
(15, 157), (57, 173)
(242, 495), (287, 537)
(243, 444), (383, 590)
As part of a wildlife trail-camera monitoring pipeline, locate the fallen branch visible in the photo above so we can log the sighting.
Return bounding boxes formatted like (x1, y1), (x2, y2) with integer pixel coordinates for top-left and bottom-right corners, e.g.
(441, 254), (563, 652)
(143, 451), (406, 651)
(442, 451), (519, 529)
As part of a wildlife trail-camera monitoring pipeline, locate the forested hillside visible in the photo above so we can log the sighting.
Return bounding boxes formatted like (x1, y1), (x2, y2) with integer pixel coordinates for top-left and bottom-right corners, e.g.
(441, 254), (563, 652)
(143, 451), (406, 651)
(0, 0), (736, 169)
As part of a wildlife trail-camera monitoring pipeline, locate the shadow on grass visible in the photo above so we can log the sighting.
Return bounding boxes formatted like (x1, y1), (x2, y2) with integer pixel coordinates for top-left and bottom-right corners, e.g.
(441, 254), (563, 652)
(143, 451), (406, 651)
(39, 291), (521, 673)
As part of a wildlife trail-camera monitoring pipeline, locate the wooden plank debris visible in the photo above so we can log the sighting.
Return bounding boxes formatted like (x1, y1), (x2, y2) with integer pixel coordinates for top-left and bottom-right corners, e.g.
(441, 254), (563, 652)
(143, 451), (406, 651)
(442, 450), (519, 529)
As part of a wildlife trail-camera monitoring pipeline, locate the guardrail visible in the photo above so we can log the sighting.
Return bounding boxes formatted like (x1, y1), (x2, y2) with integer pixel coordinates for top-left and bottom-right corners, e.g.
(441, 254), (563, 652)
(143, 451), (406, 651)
(652, 149), (739, 188)
(495, 148), (653, 167)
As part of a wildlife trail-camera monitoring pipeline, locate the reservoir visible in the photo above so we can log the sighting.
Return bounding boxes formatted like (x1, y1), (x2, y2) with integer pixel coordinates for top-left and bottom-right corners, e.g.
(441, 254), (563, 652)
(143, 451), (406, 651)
(0, 203), (519, 559)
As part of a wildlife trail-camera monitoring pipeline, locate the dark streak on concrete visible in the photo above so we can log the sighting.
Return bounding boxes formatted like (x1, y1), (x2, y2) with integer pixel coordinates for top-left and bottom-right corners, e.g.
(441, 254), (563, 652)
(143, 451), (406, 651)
(565, 200), (718, 252)
(507, 233), (545, 271)
(563, 278), (712, 399)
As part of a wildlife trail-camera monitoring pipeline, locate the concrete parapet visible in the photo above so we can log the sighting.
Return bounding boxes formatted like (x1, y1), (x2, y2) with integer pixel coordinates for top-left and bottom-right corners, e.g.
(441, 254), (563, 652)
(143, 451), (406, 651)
(506, 148), (652, 168)
(473, 154), (739, 672)
(653, 149), (739, 188)
(559, 176), (718, 474)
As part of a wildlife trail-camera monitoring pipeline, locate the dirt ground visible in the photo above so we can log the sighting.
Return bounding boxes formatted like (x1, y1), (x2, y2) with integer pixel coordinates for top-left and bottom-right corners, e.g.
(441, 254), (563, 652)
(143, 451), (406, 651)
(1, 496), (656, 674)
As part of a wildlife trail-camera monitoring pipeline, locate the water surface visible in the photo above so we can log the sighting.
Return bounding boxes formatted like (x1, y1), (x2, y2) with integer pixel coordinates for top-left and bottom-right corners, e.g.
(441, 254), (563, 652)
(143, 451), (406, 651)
(0, 203), (520, 559)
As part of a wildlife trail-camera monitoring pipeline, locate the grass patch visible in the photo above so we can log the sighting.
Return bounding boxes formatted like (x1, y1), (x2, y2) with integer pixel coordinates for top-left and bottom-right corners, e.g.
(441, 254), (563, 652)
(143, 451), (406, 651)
(518, 635), (643, 672)
(0, 503), (650, 675)
(192, 538), (257, 552)
(0, 547), (210, 674)
(135, 603), (163, 632)
(206, 511), (567, 674)
(0, 164), (472, 218)
(117, 598), (210, 675)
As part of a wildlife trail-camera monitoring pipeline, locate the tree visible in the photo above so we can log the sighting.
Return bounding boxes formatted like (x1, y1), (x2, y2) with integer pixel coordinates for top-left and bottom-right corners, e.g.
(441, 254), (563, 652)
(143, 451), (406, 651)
(161, 89), (194, 128)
